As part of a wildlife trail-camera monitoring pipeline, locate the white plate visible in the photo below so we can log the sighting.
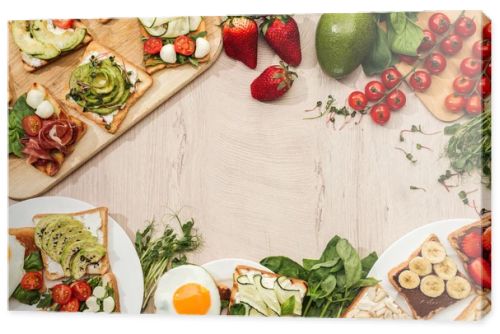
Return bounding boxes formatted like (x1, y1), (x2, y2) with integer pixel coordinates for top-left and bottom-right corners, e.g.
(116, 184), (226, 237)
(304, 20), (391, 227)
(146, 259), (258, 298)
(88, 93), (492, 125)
(8, 196), (143, 314)
(368, 218), (479, 320)
(202, 258), (270, 289)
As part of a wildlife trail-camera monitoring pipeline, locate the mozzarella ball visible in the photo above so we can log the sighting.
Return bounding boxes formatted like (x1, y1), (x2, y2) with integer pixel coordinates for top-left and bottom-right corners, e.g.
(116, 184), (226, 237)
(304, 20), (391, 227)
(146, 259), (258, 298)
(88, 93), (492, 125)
(35, 100), (55, 119)
(26, 88), (46, 109)
(160, 44), (177, 64)
(194, 38), (210, 59)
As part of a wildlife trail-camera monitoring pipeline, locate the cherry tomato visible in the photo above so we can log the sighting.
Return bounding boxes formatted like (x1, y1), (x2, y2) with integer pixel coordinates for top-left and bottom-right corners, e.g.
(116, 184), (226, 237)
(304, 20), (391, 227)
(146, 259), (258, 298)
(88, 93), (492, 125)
(484, 61), (491, 78)
(52, 19), (75, 29)
(143, 37), (163, 55)
(70, 281), (92, 302)
(483, 22), (492, 40)
(454, 16), (477, 38)
(60, 297), (80, 312)
(20, 272), (43, 291)
(418, 29), (436, 52)
(465, 94), (482, 115)
(428, 13), (451, 34)
(364, 81), (386, 102)
(52, 284), (72, 305)
(174, 35), (195, 56)
(348, 91), (368, 111)
(460, 57), (482, 77)
(409, 70), (432, 92)
(381, 68), (402, 89)
(453, 75), (476, 94)
(478, 76), (491, 98)
(370, 103), (391, 125)
(445, 93), (466, 113)
(386, 89), (406, 111)
(440, 34), (463, 56)
(473, 40), (491, 59)
(22, 115), (42, 137)
(399, 54), (417, 65)
(424, 52), (447, 74)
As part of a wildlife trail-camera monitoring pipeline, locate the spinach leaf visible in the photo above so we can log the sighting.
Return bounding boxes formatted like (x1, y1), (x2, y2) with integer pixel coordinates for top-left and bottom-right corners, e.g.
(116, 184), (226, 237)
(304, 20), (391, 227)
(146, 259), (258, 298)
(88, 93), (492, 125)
(318, 274), (337, 298)
(302, 258), (320, 271)
(361, 251), (378, 273)
(228, 303), (246, 315)
(260, 256), (308, 280)
(319, 235), (341, 261)
(387, 12), (424, 56)
(362, 26), (393, 76)
(8, 95), (35, 158)
(352, 277), (379, 288)
(12, 285), (40, 305)
(280, 296), (296, 316)
(23, 251), (43, 272)
(36, 292), (52, 309)
(336, 239), (362, 288)
(310, 258), (341, 271)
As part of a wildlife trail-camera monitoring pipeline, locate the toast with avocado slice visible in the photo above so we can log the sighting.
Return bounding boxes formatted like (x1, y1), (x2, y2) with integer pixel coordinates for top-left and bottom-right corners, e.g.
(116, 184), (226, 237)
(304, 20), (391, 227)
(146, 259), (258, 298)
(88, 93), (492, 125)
(65, 41), (153, 134)
(33, 207), (110, 281)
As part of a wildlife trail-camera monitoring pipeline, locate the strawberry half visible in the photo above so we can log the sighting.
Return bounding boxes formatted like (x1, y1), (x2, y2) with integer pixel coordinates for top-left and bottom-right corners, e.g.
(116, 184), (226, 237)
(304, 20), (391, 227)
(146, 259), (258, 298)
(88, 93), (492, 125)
(222, 16), (258, 69)
(461, 231), (483, 258)
(483, 227), (492, 252)
(468, 257), (492, 289)
(261, 15), (302, 66)
(250, 61), (297, 101)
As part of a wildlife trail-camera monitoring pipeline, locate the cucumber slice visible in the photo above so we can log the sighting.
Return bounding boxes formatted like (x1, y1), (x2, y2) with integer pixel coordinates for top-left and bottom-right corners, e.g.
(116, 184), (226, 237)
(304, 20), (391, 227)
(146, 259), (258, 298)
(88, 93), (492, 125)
(236, 274), (252, 285)
(275, 277), (303, 315)
(237, 291), (269, 316)
(253, 275), (281, 315)
(154, 17), (174, 26)
(139, 17), (156, 28)
(162, 17), (190, 38)
(189, 16), (202, 31)
(144, 25), (167, 37)
(248, 307), (266, 316)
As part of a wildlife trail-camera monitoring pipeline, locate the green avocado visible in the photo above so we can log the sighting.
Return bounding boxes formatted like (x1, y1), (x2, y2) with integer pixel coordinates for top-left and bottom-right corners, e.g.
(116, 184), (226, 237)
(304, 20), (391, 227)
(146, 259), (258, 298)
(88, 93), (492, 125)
(11, 20), (60, 60)
(60, 238), (98, 276)
(68, 57), (131, 115)
(46, 221), (86, 261)
(40, 217), (81, 254)
(34, 215), (74, 249)
(315, 13), (377, 79)
(54, 229), (93, 262)
(30, 20), (86, 52)
(70, 245), (106, 279)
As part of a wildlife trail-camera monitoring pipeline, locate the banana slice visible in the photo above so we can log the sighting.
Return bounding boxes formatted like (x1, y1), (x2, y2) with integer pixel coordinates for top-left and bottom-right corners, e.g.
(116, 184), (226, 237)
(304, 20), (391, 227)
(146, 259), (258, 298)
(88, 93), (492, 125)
(398, 270), (420, 289)
(409, 256), (432, 276)
(434, 257), (458, 280)
(421, 241), (446, 264)
(446, 276), (471, 300)
(420, 275), (445, 298)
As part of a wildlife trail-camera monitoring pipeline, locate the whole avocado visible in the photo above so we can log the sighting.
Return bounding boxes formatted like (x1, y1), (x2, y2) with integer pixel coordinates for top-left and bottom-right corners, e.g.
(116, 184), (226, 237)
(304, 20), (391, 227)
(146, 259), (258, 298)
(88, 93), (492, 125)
(316, 13), (377, 79)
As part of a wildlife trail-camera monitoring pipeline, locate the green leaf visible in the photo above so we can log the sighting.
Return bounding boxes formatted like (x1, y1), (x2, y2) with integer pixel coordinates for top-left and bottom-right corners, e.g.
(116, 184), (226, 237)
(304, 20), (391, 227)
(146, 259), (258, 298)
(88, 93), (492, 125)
(444, 123), (461, 135)
(8, 94), (35, 157)
(280, 296), (296, 316)
(310, 258), (341, 271)
(352, 277), (379, 288)
(319, 235), (341, 262)
(362, 26), (393, 76)
(387, 12), (424, 56)
(361, 252), (378, 274)
(228, 303), (246, 315)
(336, 239), (362, 288)
(36, 292), (53, 309)
(260, 256), (308, 280)
(12, 285), (40, 305)
(318, 274), (337, 297)
(23, 251), (43, 272)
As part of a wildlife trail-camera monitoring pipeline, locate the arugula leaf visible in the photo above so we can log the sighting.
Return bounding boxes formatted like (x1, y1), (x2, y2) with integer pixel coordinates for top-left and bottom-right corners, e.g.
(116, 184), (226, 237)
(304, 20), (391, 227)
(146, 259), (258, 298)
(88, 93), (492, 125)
(9, 94), (35, 157)
(362, 26), (393, 76)
(260, 256), (308, 280)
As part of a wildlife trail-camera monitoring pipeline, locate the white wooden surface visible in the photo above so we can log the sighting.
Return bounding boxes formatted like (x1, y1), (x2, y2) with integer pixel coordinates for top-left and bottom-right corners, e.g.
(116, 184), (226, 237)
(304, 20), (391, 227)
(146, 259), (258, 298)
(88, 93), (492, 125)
(9, 14), (490, 268)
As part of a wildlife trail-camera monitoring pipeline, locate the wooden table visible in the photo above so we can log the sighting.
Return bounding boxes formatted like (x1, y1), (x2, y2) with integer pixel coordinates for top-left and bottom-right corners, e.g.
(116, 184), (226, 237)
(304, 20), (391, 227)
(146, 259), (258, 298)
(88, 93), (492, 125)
(9, 15), (490, 267)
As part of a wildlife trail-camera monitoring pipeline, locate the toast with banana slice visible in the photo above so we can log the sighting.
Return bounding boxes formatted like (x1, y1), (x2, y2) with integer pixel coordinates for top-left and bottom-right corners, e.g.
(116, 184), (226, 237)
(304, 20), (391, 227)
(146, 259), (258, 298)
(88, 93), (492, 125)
(388, 234), (472, 319)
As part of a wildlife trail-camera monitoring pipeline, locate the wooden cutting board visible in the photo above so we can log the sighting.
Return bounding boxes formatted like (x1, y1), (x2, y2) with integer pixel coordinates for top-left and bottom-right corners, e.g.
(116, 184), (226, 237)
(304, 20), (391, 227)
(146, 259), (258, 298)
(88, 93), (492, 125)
(8, 17), (223, 200)
(396, 11), (489, 122)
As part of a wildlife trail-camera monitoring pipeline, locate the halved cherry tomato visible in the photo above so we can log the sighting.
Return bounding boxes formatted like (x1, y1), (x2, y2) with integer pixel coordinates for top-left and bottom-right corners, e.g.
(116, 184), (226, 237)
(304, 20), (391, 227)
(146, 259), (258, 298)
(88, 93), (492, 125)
(428, 13), (450, 34)
(381, 68), (402, 89)
(60, 297), (80, 312)
(424, 52), (447, 74)
(22, 115), (42, 137)
(348, 91), (368, 111)
(52, 19), (75, 29)
(473, 40), (491, 59)
(478, 76), (491, 98)
(465, 94), (482, 115)
(386, 89), (406, 111)
(440, 34), (463, 56)
(418, 29), (436, 52)
(370, 103), (391, 125)
(453, 75), (475, 94)
(460, 57), (482, 77)
(143, 37), (163, 55)
(52, 284), (72, 305)
(409, 70), (432, 92)
(70, 281), (92, 302)
(454, 16), (476, 38)
(483, 22), (492, 40)
(399, 54), (417, 65)
(364, 81), (385, 102)
(444, 93), (466, 113)
(174, 35), (195, 56)
(20, 272), (43, 291)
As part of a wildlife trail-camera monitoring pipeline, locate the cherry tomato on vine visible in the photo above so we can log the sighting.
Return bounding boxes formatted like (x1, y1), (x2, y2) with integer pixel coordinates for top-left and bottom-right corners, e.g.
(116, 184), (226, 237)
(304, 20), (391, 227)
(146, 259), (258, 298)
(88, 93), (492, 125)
(143, 37), (163, 55)
(428, 13), (451, 34)
(418, 29), (436, 52)
(445, 93), (466, 113)
(370, 103), (391, 125)
(424, 52), (447, 74)
(347, 91), (368, 111)
(453, 75), (475, 94)
(483, 22), (492, 40)
(364, 81), (386, 102)
(440, 34), (463, 56)
(465, 94), (483, 115)
(454, 16), (477, 38)
(399, 54), (417, 65)
(409, 70), (432, 92)
(381, 68), (402, 89)
(460, 57), (482, 77)
(478, 76), (491, 98)
(386, 89), (406, 111)
(473, 40), (491, 59)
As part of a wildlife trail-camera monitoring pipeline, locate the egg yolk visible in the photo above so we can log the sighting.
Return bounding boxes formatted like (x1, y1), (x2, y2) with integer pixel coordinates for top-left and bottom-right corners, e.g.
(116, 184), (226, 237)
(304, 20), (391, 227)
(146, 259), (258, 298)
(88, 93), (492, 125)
(173, 283), (211, 315)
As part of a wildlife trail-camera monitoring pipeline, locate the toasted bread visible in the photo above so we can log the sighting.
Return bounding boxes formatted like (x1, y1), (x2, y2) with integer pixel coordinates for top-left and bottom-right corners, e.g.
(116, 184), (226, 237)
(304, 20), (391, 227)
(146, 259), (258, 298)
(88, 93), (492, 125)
(98, 19), (113, 24)
(455, 295), (491, 321)
(9, 227), (38, 254)
(64, 41), (152, 134)
(32, 207), (109, 281)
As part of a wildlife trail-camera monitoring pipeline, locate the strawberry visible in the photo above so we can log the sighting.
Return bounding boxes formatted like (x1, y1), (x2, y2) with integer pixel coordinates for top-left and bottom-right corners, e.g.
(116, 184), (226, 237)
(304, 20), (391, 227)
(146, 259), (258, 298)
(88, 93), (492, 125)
(250, 62), (297, 101)
(483, 227), (492, 252)
(468, 257), (492, 289)
(222, 16), (258, 69)
(461, 231), (483, 258)
(261, 15), (302, 66)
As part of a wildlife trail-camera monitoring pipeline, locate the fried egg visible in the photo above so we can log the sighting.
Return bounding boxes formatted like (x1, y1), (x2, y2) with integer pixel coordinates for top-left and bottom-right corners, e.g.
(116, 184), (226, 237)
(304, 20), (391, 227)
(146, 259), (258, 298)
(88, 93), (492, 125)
(9, 235), (25, 296)
(154, 264), (220, 315)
